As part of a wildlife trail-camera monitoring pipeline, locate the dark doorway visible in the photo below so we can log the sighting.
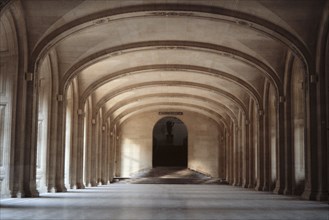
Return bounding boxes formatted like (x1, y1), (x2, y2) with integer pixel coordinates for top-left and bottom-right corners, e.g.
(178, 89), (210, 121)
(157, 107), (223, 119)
(152, 117), (188, 167)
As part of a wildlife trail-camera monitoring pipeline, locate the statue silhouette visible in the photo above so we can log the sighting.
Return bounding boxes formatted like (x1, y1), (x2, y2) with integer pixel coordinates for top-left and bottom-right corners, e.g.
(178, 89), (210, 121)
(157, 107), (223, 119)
(166, 121), (175, 135)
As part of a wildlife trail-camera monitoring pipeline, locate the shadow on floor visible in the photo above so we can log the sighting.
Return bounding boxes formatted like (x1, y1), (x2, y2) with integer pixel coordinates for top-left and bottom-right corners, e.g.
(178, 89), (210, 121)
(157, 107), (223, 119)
(113, 167), (229, 184)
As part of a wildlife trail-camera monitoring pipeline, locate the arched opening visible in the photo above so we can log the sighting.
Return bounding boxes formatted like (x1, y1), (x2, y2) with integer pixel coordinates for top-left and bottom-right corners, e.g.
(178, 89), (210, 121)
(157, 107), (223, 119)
(0, 11), (18, 197)
(152, 117), (188, 167)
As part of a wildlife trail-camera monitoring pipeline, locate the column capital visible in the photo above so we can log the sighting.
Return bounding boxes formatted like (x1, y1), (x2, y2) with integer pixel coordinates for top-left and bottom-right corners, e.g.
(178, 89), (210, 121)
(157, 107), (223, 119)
(310, 74), (318, 83)
(56, 94), (63, 102)
(25, 72), (34, 81)
(77, 109), (84, 116)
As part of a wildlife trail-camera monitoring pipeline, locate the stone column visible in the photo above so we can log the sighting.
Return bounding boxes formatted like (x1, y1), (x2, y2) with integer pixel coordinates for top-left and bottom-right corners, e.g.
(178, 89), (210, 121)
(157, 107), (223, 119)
(10, 70), (27, 198)
(242, 120), (250, 188)
(302, 72), (328, 200)
(218, 130), (225, 179)
(229, 129), (234, 184)
(101, 124), (108, 184)
(283, 94), (293, 195)
(90, 118), (97, 186)
(225, 132), (230, 182)
(248, 111), (255, 188)
(55, 99), (67, 192)
(96, 115), (102, 184)
(231, 126), (235, 185)
(69, 109), (77, 189)
(76, 109), (85, 189)
(46, 93), (60, 193)
(235, 124), (242, 186)
(108, 128), (114, 182)
(303, 1), (329, 201)
(263, 108), (271, 191)
(238, 123), (243, 186)
(106, 126), (112, 183)
(255, 110), (265, 191)
(274, 99), (285, 194)
(20, 73), (39, 197)
(233, 125), (238, 186)
(112, 126), (118, 177)
(84, 104), (92, 187)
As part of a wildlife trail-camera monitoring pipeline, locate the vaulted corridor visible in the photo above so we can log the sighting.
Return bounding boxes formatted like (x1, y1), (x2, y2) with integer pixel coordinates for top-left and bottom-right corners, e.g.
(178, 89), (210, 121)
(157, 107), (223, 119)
(0, 1), (328, 218)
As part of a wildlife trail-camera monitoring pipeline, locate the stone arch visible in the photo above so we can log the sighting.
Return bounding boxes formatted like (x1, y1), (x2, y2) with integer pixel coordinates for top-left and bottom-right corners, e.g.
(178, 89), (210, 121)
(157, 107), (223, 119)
(0, 8), (18, 198)
(95, 81), (248, 120)
(30, 4), (311, 80)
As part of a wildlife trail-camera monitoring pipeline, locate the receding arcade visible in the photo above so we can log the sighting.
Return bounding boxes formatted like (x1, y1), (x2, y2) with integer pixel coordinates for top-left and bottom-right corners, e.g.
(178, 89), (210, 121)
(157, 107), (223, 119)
(0, 0), (327, 202)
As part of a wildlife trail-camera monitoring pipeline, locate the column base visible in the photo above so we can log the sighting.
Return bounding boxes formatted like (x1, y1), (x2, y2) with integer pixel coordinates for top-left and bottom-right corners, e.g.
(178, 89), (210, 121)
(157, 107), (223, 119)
(283, 187), (292, 195)
(48, 187), (56, 193)
(22, 188), (39, 198)
(273, 186), (284, 194)
(77, 182), (85, 189)
(273, 180), (284, 194)
(0, 186), (11, 198)
(302, 188), (329, 201)
(315, 191), (329, 201)
(255, 185), (263, 191)
(242, 183), (249, 188)
(11, 190), (22, 198)
(262, 185), (269, 191)
(56, 184), (67, 192)
(247, 183), (255, 189)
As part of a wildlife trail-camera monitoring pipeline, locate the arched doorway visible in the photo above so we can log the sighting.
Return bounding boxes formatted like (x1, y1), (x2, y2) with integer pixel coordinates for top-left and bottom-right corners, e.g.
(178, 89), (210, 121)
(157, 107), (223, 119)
(152, 117), (188, 167)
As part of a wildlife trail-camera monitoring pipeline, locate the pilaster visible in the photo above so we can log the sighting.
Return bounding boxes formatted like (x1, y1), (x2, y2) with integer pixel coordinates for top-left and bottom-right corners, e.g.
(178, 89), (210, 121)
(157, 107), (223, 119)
(21, 73), (39, 197)
(76, 109), (85, 189)
(232, 125), (239, 186)
(274, 100), (285, 194)
(247, 119), (255, 189)
(263, 108), (271, 191)
(242, 120), (250, 188)
(302, 71), (328, 201)
(101, 124), (108, 184)
(255, 110), (264, 191)
(55, 99), (67, 192)
(90, 118), (97, 186)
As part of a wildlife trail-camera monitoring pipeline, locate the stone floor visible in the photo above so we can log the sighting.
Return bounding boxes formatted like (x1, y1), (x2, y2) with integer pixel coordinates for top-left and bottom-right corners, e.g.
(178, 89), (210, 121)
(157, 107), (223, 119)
(0, 184), (328, 220)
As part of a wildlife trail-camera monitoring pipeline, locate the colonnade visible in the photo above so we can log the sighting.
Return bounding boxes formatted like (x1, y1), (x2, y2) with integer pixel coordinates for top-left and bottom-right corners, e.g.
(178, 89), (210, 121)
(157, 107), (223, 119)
(0, 0), (327, 202)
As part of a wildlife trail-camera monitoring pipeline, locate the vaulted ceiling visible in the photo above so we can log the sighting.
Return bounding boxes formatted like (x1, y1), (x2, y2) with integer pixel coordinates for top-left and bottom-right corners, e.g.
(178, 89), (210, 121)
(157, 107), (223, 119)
(14, 0), (327, 126)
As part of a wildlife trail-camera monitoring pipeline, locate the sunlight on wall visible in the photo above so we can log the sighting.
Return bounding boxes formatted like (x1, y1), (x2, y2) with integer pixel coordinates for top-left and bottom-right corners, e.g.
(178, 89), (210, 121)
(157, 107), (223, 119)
(120, 138), (142, 177)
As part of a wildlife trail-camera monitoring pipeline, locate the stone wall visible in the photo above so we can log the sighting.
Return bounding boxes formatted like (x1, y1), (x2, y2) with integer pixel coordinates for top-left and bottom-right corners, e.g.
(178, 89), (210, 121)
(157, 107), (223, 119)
(118, 110), (222, 177)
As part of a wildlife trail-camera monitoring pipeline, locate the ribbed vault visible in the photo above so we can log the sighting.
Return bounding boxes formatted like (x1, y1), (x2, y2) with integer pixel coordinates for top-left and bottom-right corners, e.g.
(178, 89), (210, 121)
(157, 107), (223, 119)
(23, 1), (320, 130)
(1, 0), (327, 201)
